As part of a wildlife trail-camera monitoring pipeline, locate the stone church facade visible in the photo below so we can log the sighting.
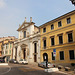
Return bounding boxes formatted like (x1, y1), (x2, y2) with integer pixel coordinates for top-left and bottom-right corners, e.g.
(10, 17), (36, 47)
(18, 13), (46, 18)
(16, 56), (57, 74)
(13, 17), (40, 63)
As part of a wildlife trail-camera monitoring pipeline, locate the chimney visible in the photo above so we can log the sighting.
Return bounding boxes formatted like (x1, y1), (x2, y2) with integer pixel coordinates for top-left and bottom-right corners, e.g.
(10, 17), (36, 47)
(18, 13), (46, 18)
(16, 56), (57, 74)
(30, 17), (32, 22)
(25, 17), (26, 22)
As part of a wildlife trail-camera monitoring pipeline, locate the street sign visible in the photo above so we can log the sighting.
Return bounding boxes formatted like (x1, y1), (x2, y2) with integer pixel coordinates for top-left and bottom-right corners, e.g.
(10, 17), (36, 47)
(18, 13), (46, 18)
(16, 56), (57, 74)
(53, 49), (56, 57)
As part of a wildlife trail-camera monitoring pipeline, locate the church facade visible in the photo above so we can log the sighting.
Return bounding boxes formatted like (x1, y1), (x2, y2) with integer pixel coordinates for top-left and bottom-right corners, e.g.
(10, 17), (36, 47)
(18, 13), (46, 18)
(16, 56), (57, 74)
(13, 17), (40, 63)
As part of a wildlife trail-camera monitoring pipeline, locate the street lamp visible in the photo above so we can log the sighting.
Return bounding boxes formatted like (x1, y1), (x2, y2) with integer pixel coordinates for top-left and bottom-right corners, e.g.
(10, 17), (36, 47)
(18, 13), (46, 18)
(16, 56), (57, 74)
(70, 0), (75, 5)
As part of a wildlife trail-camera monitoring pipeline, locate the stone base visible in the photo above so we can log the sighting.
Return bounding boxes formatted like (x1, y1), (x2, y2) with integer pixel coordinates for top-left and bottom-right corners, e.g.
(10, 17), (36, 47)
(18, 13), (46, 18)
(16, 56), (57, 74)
(45, 68), (59, 72)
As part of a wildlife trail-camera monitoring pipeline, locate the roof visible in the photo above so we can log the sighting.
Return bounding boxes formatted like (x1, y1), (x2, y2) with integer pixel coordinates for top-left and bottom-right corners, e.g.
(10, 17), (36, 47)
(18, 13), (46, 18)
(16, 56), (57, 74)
(34, 25), (39, 28)
(0, 36), (17, 42)
(39, 10), (75, 28)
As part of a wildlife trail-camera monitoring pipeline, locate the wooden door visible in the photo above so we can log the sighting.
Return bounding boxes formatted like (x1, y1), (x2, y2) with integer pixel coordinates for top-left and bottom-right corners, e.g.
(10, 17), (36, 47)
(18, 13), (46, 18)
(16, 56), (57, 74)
(34, 55), (37, 62)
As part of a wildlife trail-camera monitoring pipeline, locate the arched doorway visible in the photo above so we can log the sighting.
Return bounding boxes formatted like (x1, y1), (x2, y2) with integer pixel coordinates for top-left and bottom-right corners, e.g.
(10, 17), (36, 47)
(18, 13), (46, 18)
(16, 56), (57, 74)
(43, 53), (48, 62)
(15, 47), (17, 61)
(34, 43), (37, 62)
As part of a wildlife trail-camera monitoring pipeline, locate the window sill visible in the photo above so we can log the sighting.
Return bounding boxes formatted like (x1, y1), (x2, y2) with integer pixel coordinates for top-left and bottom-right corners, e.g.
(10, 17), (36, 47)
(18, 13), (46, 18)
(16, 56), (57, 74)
(67, 22), (71, 25)
(60, 60), (65, 61)
(59, 43), (63, 45)
(43, 32), (46, 33)
(69, 59), (75, 60)
(50, 45), (55, 47)
(50, 41), (75, 47)
(68, 41), (73, 43)
(58, 26), (62, 28)
(51, 29), (54, 30)
(43, 48), (46, 49)
(52, 60), (56, 61)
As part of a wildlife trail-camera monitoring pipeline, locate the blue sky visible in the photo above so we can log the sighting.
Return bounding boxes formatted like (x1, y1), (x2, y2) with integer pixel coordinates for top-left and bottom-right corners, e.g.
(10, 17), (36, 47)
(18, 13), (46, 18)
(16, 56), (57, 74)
(0, 0), (75, 38)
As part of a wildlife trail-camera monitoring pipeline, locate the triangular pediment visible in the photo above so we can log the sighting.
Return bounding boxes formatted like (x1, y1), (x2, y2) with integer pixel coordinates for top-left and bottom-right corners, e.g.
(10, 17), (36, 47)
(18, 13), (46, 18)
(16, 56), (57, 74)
(17, 22), (35, 31)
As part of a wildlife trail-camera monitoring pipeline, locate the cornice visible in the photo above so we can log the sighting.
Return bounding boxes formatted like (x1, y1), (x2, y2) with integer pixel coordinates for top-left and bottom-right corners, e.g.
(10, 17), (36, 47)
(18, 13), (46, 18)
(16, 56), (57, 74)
(39, 10), (75, 28)
(14, 33), (40, 45)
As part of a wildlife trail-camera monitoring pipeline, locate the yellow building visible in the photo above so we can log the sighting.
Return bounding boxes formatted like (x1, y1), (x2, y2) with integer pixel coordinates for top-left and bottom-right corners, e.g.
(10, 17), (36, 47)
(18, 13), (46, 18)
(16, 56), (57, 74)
(0, 36), (17, 62)
(39, 10), (75, 64)
(0, 42), (2, 56)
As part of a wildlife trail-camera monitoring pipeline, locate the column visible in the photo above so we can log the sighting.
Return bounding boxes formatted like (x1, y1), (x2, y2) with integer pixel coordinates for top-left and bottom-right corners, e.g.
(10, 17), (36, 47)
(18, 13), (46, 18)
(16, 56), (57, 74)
(29, 41), (33, 63)
(26, 48), (28, 60)
(63, 32), (66, 44)
(17, 45), (21, 61)
(13, 47), (16, 59)
(37, 40), (40, 63)
(29, 42), (32, 58)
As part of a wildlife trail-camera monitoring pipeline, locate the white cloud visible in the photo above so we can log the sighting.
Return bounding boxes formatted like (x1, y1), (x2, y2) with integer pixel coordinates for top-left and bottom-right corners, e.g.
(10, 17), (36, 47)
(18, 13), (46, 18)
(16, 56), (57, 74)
(0, 0), (6, 8)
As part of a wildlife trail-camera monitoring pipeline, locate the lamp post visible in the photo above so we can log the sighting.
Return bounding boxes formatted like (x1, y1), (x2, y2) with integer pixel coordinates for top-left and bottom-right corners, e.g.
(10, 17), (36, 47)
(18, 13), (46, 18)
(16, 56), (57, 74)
(70, 0), (75, 5)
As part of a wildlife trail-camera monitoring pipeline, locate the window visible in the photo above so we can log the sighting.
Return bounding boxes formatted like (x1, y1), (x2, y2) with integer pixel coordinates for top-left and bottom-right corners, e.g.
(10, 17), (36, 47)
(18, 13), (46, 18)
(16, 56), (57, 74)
(58, 21), (62, 27)
(69, 50), (75, 60)
(51, 37), (54, 46)
(68, 33), (73, 42)
(34, 43), (37, 53)
(67, 17), (71, 24)
(51, 24), (54, 30)
(59, 35), (63, 44)
(60, 51), (64, 60)
(6, 44), (8, 49)
(52, 52), (55, 60)
(24, 31), (26, 38)
(43, 40), (46, 49)
(43, 28), (46, 33)
(5, 51), (8, 54)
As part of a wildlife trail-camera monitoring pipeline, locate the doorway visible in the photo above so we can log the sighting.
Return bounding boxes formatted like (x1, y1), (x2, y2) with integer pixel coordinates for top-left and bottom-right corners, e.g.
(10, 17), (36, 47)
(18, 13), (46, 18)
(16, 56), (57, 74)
(15, 47), (17, 60)
(43, 53), (48, 62)
(34, 55), (37, 62)
(23, 49), (26, 59)
(34, 43), (37, 62)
